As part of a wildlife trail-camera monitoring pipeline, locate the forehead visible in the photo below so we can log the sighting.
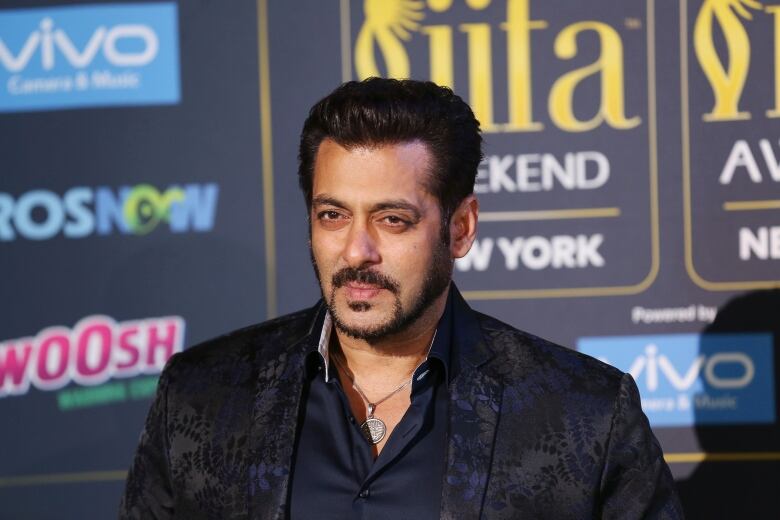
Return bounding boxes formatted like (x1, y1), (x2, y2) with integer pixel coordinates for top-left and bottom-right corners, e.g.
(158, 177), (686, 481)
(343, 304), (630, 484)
(312, 139), (434, 202)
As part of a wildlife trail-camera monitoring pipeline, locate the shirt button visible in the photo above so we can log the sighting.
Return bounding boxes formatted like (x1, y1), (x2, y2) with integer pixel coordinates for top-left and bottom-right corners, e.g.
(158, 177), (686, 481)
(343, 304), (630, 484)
(348, 416), (355, 424)
(359, 488), (370, 499)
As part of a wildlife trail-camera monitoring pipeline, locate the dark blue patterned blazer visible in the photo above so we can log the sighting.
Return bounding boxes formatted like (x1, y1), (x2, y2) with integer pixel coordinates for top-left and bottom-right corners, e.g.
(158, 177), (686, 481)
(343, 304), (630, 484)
(120, 287), (683, 519)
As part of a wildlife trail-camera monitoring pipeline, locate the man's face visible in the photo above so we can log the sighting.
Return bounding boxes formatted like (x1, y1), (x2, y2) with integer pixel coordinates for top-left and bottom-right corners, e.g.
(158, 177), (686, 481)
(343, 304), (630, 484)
(310, 139), (452, 341)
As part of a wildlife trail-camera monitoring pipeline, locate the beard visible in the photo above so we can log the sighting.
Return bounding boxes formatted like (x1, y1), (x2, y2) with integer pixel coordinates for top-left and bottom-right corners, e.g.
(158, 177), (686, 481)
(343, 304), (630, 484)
(312, 240), (452, 342)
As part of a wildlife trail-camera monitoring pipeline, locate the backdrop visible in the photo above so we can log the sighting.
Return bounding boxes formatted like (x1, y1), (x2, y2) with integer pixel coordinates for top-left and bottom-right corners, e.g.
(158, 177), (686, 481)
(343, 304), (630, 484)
(1, 0), (778, 518)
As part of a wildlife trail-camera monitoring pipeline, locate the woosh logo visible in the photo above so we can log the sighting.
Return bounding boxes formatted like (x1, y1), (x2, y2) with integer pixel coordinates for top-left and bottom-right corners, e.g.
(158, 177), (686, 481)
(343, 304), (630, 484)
(578, 334), (776, 427)
(0, 3), (180, 112)
(0, 315), (184, 398)
(0, 183), (219, 241)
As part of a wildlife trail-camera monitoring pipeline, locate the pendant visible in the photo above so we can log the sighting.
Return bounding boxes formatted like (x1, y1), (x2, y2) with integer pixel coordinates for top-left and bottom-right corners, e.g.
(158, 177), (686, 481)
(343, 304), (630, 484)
(360, 416), (386, 445)
(360, 403), (386, 445)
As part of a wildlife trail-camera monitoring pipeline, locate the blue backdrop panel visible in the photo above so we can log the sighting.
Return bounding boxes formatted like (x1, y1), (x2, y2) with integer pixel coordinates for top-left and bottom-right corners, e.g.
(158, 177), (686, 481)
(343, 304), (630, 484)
(1, 0), (778, 518)
(1, 0), (268, 517)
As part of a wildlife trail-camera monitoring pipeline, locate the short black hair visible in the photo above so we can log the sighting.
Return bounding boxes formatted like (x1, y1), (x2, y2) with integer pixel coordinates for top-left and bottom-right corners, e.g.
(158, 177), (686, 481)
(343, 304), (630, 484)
(298, 78), (483, 226)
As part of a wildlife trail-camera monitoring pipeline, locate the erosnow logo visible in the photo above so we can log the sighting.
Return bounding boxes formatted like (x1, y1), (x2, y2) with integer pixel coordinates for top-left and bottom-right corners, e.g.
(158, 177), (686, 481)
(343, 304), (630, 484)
(0, 315), (184, 398)
(578, 333), (775, 427)
(0, 183), (218, 240)
(0, 3), (179, 112)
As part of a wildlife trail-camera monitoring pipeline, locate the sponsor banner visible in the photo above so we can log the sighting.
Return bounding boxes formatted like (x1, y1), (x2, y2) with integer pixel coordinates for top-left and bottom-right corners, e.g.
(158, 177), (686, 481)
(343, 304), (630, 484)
(681, 0), (780, 288)
(344, 0), (658, 297)
(578, 333), (776, 427)
(0, 2), (180, 112)
(0, 182), (219, 241)
(0, 314), (185, 405)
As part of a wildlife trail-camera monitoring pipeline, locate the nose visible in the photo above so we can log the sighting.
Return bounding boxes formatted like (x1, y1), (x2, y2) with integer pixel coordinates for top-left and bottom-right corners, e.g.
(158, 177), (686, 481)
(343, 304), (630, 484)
(343, 223), (381, 268)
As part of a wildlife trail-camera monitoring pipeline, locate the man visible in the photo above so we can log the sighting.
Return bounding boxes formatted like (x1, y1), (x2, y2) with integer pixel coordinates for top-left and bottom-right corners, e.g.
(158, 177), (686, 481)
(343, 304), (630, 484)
(120, 78), (682, 519)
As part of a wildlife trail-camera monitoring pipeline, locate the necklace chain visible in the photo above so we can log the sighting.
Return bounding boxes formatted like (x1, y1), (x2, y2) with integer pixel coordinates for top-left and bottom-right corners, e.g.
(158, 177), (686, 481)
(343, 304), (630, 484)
(330, 330), (437, 416)
(331, 353), (414, 413)
(329, 330), (437, 445)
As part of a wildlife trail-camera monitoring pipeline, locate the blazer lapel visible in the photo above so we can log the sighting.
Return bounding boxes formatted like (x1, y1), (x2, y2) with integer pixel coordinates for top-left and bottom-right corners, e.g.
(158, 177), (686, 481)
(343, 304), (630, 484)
(247, 306), (325, 520)
(441, 288), (503, 520)
(242, 289), (502, 519)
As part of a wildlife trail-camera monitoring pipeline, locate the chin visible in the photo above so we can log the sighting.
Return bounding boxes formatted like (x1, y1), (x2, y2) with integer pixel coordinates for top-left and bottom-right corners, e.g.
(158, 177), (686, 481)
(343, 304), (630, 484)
(330, 300), (402, 341)
(340, 302), (388, 324)
(336, 288), (391, 315)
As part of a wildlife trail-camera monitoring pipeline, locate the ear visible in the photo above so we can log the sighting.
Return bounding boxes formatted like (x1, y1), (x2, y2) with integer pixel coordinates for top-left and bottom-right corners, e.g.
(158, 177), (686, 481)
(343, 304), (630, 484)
(449, 194), (479, 259)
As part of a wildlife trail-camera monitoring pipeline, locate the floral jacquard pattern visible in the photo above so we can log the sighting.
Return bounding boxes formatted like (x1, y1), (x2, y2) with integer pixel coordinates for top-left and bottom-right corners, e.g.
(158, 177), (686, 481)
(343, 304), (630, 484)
(441, 363), (502, 519)
(119, 288), (683, 519)
(446, 311), (682, 519)
(120, 307), (317, 520)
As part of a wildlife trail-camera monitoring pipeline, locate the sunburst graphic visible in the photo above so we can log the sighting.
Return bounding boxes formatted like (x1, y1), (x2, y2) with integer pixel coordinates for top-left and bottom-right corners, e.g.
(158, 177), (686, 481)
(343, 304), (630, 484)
(719, 0), (763, 20)
(355, 0), (426, 78)
(364, 0), (425, 40)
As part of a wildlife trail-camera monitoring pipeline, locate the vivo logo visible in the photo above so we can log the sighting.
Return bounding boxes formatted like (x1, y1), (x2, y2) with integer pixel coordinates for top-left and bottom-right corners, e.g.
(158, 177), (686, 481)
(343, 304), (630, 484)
(0, 17), (158, 72)
(626, 344), (754, 392)
(578, 333), (775, 427)
(0, 4), (179, 112)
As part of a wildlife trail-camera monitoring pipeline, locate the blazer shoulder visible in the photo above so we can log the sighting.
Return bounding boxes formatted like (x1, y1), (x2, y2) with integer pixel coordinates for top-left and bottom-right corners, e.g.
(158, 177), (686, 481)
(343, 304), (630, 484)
(475, 311), (625, 396)
(164, 304), (320, 379)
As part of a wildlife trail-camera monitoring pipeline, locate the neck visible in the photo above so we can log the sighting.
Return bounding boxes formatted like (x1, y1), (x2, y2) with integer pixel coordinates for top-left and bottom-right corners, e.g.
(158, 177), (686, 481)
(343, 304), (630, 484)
(332, 287), (448, 386)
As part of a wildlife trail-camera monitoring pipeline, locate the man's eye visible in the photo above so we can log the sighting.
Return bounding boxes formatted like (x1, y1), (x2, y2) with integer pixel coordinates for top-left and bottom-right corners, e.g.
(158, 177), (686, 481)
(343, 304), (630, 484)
(318, 210), (342, 220)
(381, 215), (409, 227)
(315, 210), (350, 229)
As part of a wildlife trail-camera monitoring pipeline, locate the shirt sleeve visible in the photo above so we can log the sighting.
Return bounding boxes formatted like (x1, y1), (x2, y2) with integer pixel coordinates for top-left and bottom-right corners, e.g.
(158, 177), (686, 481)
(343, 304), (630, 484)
(118, 355), (178, 520)
(597, 372), (685, 519)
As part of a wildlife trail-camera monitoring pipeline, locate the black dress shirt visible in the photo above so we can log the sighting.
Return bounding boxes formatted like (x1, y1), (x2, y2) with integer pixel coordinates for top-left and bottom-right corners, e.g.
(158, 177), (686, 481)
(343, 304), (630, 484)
(289, 294), (455, 520)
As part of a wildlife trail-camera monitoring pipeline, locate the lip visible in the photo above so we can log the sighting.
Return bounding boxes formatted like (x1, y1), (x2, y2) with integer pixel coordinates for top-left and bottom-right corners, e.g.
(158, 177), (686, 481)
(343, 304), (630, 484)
(343, 282), (383, 300)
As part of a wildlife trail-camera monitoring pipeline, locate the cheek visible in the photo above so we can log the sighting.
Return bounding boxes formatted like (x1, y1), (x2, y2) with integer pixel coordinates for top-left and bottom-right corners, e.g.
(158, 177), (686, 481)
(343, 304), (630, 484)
(311, 232), (336, 261)
(312, 236), (349, 283)
(394, 242), (432, 279)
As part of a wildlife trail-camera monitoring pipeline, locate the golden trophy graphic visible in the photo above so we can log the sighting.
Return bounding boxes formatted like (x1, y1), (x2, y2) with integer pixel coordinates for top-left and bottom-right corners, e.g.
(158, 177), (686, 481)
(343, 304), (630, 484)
(694, 0), (762, 121)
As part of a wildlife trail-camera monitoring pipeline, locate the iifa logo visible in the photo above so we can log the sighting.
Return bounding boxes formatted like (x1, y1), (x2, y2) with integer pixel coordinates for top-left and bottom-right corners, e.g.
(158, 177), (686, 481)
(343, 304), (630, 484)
(0, 3), (179, 112)
(578, 333), (776, 427)
(348, 0), (642, 133)
(0, 183), (219, 241)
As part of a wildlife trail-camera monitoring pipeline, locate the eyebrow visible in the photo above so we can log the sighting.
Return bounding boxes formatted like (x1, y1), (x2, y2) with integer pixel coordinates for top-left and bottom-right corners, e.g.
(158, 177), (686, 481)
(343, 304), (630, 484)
(311, 195), (346, 209)
(312, 195), (423, 219)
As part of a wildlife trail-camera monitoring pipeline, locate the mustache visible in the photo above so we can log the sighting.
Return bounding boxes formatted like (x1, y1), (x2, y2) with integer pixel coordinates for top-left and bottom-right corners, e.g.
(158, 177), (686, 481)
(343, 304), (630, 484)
(332, 267), (400, 294)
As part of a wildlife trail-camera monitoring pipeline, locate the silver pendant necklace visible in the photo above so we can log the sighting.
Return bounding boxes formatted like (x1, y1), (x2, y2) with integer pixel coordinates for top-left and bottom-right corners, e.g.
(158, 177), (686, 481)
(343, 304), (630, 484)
(331, 331), (436, 445)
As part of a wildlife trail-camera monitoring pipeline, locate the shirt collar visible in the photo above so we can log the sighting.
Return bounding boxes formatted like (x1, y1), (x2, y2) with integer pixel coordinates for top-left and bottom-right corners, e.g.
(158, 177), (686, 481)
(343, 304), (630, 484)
(427, 288), (453, 383)
(316, 312), (335, 382)
(305, 289), (456, 383)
